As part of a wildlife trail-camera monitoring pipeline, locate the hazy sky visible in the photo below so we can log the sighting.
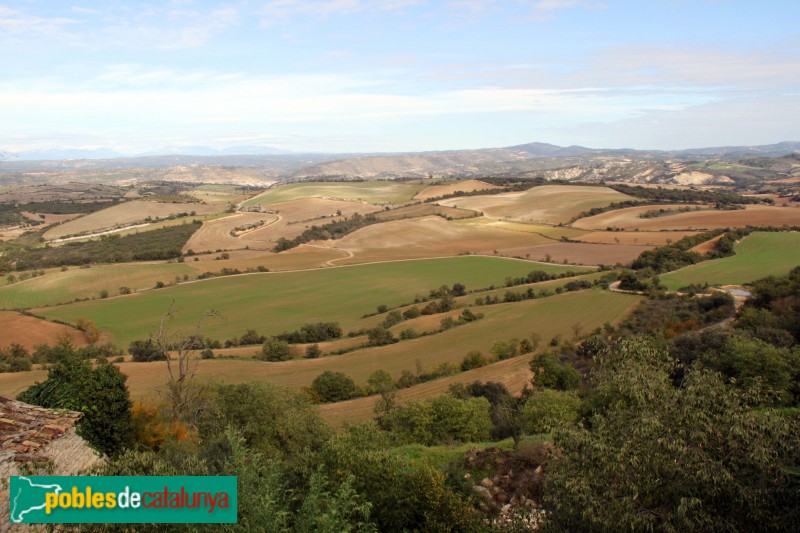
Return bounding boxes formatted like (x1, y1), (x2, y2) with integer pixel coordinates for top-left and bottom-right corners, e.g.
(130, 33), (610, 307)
(1, 0), (799, 153)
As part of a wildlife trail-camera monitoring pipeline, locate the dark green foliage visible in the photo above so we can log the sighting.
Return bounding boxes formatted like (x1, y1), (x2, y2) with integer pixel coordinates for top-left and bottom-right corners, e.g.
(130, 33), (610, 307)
(530, 353), (581, 390)
(738, 266), (800, 343)
(381, 311), (403, 329)
(239, 328), (266, 345)
(312, 370), (359, 403)
(401, 306), (420, 319)
(19, 345), (133, 456)
(366, 370), (395, 395)
(7, 221), (202, 270)
(544, 338), (800, 532)
(277, 322), (343, 344)
(128, 339), (165, 362)
(261, 337), (293, 361)
(208, 382), (332, 458)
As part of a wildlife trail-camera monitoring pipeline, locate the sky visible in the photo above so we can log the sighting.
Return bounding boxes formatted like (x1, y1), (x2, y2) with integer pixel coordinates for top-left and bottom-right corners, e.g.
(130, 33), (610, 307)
(1, 0), (799, 154)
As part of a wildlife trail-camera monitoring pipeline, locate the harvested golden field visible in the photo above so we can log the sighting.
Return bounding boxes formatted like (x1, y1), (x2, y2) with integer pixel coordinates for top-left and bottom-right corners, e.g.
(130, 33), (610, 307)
(43, 200), (219, 240)
(313, 216), (554, 264)
(374, 203), (478, 221)
(0, 228), (27, 241)
(572, 204), (800, 231)
(241, 181), (426, 207)
(414, 179), (501, 201)
(574, 230), (699, 246)
(495, 242), (650, 266)
(0, 311), (87, 351)
(457, 217), (589, 239)
(319, 354), (535, 427)
(182, 213), (279, 253)
(440, 185), (633, 225)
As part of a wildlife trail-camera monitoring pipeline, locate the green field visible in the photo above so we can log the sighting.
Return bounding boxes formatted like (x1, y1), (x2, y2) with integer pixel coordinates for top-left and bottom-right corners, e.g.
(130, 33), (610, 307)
(661, 232), (800, 290)
(0, 263), (195, 309)
(35, 256), (591, 346)
(241, 181), (427, 207)
(0, 288), (638, 401)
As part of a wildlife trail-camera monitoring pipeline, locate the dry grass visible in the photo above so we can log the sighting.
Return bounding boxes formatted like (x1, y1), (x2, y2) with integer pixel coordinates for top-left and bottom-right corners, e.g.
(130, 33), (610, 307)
(374, 203), (478, 221)
(440, 185), (633, 225)
(185, 246), (351, 272)
(20, 212), (81, 225)
(414, 180), (501, 201)
(43, 200), (219, 240)
(572, 204), (800, 231)
(0, 311), (87, 351)
(690, 234), (724, 255)
(456, 217), (589, 239)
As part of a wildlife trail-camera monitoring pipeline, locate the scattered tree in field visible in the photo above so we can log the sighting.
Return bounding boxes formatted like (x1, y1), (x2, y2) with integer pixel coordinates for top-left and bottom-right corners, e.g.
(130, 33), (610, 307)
(261, 337), (293, 361)
(312, 370), (359, 403)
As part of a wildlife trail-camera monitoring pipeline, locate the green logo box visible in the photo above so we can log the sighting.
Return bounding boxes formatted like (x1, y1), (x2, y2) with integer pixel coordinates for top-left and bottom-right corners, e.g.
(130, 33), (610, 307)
(9, 476), (237, 524)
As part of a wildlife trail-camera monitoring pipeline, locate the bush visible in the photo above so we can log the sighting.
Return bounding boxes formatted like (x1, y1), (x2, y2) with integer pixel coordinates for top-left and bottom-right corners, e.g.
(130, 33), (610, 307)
(460, 350), (487, 371)
(312, 370), (358, 403)
(305, 344), (322, 359)
(261, 338), (293, 361)
(530, 353), (581, 390)
(381, 393), (492, 445)
(128, 339), (166, 362)
(522, 389), (581, 433)
(367, 326), (396, 347)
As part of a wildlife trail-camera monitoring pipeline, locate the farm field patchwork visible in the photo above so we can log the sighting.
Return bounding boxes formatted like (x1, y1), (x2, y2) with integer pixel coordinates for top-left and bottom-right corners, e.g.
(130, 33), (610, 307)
(241, 181), (427, 207)
(0, 263), (195, 309)
(439, 185), (634, 225)
(35, 256), (590, 346)
(456, 217), (589, 239)
(0, 289), (639, 406)
(660, 232), (800, 290)
(182, 212), (280, 253)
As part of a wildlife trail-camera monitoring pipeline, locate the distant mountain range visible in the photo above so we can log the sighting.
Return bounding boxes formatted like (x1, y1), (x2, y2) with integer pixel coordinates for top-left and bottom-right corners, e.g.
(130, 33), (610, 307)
(1, 141), (798, 184)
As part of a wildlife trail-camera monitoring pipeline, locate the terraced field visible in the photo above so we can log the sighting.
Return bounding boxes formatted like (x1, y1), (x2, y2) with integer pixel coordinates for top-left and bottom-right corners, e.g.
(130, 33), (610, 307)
(440, 185), (633, 225)
(241, 181), (427, 207)
(0, 263), (195, 309)
(660, 232), (800, 290)
(36, 256), (590, 346)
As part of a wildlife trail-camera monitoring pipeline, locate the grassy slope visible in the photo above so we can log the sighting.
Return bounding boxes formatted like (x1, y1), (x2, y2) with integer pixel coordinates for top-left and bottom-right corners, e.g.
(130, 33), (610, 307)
(0, 289), (640, 404)
(661, 232), (800, 290)
(241, 181), (427, 207)
(0, 263), (195, 309)
(36, 256), (591, 346)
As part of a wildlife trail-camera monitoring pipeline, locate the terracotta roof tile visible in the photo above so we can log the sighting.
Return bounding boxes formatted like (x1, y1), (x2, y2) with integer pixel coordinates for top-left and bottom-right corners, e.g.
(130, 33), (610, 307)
(0, 395), (82, 455)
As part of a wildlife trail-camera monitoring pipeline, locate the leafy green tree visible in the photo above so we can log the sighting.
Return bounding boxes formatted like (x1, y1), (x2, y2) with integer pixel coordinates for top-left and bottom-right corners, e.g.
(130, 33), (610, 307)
(305, 344), (322, 358)
(544, 338), (800, 532)
(312, 371), (359, 403)
(128, 339), (165, 362)
(19, 348), (134, 456)
(521, 389), (581, 434)
(366, 370), (395, 395)
(530, 352), (581, 390)
(381, 393), (491, 445)
(261, 337), (293, 361)
(366, 326), (396, 347)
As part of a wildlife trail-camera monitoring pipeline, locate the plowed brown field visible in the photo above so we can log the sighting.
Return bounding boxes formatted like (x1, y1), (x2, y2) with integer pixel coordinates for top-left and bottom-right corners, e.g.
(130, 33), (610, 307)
(0, 311), (87, 351)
